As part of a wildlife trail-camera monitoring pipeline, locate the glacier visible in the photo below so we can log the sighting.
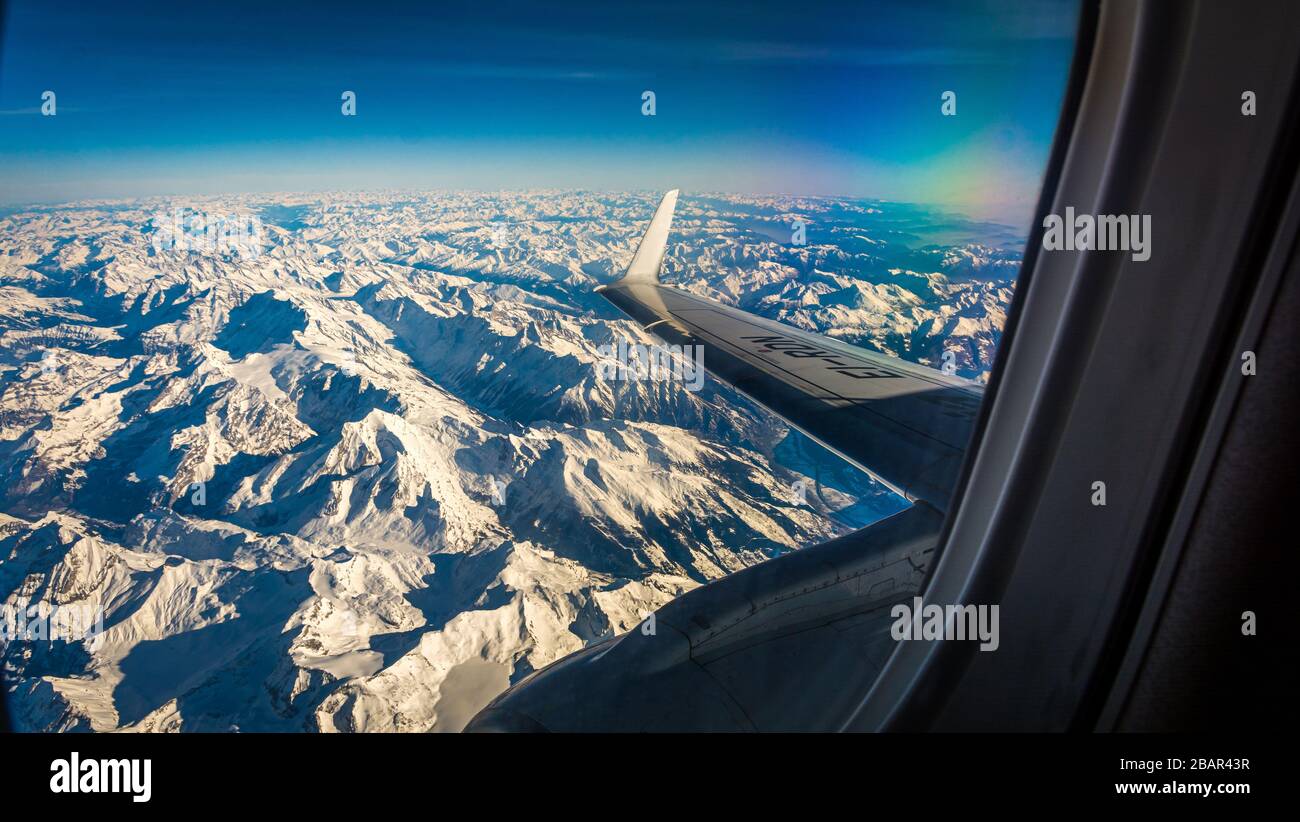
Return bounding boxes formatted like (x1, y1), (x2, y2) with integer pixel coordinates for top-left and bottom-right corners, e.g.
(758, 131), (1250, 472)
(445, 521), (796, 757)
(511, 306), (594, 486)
(0, 190), (1020, 731)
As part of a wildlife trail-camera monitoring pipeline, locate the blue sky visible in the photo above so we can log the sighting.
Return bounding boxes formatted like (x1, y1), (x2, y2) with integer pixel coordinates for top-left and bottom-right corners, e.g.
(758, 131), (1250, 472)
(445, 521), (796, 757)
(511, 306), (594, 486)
(0, 0), (1078, 223)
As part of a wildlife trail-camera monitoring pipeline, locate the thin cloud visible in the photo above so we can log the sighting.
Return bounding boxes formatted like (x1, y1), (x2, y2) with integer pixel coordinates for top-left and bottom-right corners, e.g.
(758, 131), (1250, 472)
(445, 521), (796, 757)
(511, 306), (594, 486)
(715, 41), (1004, 66)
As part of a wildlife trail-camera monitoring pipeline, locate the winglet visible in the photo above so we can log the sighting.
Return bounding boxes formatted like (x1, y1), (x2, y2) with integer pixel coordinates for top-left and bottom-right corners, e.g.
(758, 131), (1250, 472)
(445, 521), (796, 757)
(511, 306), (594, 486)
(614, 189), (678, 286)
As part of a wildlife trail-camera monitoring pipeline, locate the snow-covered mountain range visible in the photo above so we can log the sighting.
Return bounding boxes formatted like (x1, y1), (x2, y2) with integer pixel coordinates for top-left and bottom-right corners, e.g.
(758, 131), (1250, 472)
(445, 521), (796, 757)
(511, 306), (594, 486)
(0, 190), (1020, 731)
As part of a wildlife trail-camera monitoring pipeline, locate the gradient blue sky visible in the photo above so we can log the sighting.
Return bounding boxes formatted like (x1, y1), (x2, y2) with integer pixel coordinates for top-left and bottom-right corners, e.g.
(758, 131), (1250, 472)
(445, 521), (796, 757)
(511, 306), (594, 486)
(0, 0), (1079, 223)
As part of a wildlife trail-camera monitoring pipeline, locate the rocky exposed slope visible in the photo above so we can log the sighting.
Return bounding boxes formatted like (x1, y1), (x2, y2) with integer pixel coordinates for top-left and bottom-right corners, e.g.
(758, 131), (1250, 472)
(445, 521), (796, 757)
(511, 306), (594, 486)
(0, 191), (1017, 731)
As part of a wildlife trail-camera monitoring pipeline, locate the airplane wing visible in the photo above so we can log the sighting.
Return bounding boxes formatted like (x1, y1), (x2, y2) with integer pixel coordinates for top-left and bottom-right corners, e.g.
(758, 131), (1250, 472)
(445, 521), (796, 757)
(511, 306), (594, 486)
(468, 190), (981, 732)
(597, 190), (984, 511)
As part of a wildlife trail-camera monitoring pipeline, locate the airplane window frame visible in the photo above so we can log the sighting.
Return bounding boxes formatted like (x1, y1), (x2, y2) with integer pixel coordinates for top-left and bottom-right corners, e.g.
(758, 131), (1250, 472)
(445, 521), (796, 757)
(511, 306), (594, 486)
(847, 0), (1300, 731)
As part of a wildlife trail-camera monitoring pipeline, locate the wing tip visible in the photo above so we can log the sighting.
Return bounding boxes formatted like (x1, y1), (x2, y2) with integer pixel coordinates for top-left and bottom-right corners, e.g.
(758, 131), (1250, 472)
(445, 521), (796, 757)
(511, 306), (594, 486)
(607, 189), (680, 288)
